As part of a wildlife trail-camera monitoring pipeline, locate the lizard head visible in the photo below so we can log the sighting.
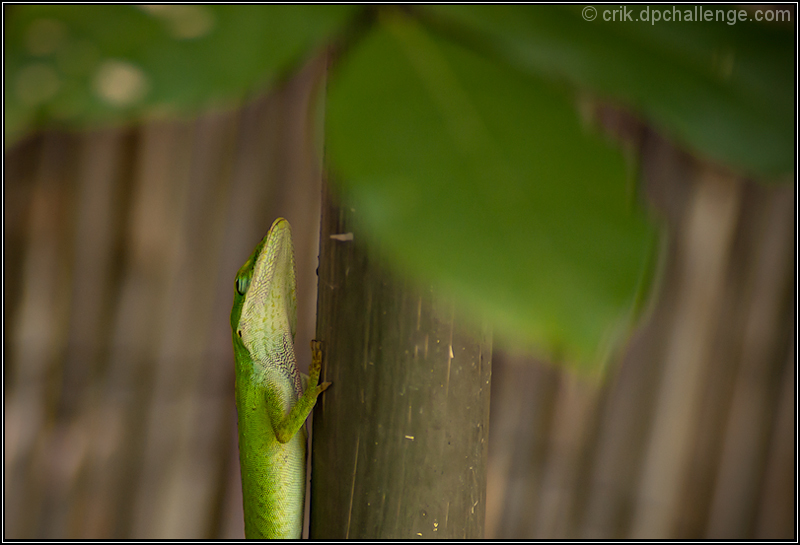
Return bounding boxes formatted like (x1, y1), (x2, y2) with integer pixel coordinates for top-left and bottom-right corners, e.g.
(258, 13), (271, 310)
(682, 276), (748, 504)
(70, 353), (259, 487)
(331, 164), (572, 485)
(231, 217), (298, 378)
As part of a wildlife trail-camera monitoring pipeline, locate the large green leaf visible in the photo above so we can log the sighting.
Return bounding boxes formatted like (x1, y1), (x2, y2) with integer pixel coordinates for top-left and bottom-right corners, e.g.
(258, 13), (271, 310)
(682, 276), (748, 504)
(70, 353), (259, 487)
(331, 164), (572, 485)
(422, 5), (794, 177)
(327, 15), (655, 367)
(5, 5), (355, 143)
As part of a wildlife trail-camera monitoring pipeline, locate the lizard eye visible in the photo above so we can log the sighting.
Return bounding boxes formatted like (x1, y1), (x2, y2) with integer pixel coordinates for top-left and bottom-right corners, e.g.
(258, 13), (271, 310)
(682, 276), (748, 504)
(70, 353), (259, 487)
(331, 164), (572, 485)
(235, 275), (250, 295)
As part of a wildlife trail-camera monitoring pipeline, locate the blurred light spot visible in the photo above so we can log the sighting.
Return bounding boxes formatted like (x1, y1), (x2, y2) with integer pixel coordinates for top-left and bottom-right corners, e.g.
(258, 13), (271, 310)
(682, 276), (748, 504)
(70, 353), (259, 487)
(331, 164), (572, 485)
(25, 19), (67, 56)
(56, 40), (99, 76)
(93, 60), (148, 107)
(139, 5), (215, 39)
(15, 63), (60, 106)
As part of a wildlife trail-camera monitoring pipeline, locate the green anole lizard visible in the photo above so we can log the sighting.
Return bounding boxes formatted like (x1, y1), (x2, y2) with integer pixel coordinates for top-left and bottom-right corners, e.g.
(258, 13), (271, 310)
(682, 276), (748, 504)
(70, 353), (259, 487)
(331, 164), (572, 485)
(231, 217), (330, 539)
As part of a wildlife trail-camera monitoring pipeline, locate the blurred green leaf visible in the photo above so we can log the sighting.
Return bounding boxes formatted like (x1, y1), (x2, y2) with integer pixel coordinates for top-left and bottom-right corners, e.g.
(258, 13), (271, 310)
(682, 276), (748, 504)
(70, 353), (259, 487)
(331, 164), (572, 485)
(5, 5), (356, 143)
(421, 5), (794, 178)
(327, 14), (655, 368)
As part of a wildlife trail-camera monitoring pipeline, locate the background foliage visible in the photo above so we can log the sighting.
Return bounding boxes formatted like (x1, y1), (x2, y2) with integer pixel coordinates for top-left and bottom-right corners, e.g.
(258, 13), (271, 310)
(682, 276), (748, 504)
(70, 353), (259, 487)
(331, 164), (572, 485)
(6, 5), (793, 367)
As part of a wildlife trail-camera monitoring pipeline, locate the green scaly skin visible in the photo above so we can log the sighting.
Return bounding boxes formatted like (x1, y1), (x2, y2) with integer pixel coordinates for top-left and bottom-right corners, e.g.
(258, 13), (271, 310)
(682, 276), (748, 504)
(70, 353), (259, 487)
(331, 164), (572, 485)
(231, 218), (330, 539)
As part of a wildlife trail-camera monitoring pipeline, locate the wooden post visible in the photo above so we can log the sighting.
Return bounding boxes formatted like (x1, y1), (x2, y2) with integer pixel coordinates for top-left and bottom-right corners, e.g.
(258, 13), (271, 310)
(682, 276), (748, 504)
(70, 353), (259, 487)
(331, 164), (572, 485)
(310, 182), (492, 538)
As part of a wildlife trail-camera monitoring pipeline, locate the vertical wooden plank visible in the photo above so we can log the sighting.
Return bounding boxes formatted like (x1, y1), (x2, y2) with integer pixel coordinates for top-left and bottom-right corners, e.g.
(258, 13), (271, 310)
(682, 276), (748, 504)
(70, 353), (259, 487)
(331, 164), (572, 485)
(4, 134), (41, 376)
(44, 128), (134, 538)
(5, 132), (79, 538)
(81, 120), (194, 538)
(631, 166), (742, 539)
(130, 109), (239, 538)
(705, 184), (794, 538)
(754, 341), (796, 539)
(534, 372), (600, 539)
(487, 355), (560, 539)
